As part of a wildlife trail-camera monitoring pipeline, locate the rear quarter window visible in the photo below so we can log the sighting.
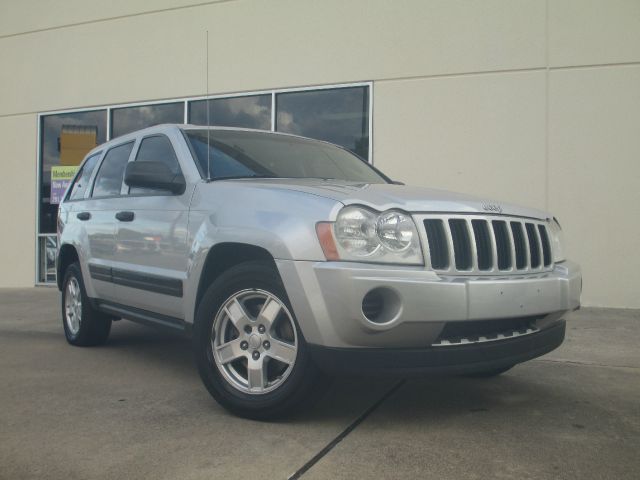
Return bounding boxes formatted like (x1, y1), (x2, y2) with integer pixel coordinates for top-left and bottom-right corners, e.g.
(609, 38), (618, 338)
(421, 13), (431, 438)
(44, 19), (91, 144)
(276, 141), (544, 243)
(67, 152), (101, 201)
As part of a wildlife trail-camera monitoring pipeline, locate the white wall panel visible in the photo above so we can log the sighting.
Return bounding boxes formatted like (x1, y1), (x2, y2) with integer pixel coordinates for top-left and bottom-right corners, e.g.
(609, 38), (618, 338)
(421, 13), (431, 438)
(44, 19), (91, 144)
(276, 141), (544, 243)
(0, 0), (217, 37)
(0, 0), (545, 116)
(549, 65), (640, 307)
(0, 114), (36, 287)
(374, 71), (547, 210)
(549, 0), (640, 67)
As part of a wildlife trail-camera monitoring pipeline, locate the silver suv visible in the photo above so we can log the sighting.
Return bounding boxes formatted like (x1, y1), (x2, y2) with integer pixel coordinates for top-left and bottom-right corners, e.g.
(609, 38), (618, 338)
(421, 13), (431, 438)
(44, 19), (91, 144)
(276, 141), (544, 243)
(56, 124), (581, 419)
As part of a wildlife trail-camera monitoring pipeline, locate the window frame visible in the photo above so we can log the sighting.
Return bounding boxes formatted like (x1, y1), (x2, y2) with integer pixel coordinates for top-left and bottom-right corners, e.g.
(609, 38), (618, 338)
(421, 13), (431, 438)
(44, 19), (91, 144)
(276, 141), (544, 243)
(35, 81), (373, 285)
(124, 133), (185, 197)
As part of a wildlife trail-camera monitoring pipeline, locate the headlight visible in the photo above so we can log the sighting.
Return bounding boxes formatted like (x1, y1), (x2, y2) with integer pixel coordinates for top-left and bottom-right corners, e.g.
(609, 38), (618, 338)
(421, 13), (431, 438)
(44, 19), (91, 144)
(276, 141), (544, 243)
(547, 217), (566, 262)
(317, 206), (424, 265)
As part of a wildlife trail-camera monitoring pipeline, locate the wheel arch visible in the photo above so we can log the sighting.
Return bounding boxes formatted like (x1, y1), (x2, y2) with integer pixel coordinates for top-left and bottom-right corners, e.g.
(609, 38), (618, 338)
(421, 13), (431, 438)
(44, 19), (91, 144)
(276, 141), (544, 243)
(57, 243), (79, 291)
(193, 242), (276, 322)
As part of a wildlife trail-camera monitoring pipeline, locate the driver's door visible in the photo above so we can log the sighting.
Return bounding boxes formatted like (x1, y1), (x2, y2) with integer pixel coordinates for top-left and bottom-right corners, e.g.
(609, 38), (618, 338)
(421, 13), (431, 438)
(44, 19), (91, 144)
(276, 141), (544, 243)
(111, 134), (192, 320)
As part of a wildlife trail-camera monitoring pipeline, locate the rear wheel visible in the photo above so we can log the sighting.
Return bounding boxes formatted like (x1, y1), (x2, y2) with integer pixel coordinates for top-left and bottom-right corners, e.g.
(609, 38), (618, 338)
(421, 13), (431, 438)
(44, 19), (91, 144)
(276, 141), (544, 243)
(194, 260), (323, 419)
(61, 263), (112, 346)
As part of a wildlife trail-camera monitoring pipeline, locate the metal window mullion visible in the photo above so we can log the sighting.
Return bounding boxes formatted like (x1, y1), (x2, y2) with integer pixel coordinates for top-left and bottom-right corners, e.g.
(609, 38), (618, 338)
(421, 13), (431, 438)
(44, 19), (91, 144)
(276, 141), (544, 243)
(271, 92), (276, 131)
(106, 107), (112, 140)
(34, 114), (42, 285)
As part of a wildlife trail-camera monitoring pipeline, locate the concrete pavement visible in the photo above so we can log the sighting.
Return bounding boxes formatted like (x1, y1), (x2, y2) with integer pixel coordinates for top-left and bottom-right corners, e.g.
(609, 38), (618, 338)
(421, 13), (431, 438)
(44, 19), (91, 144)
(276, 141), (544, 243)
(1, 288), (638, 479)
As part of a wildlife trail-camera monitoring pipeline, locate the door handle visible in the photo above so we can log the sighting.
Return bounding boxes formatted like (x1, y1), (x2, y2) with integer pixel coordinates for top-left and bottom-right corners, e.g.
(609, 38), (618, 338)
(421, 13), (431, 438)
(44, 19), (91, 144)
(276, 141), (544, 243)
(76, 212), (91, 221)
(115, 211), (135, 222)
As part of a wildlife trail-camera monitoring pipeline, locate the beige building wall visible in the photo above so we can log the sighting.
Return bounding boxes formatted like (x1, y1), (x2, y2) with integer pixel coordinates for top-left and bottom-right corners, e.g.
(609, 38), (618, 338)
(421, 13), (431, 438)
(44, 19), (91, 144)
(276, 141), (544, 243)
(0, 0), (638, 307)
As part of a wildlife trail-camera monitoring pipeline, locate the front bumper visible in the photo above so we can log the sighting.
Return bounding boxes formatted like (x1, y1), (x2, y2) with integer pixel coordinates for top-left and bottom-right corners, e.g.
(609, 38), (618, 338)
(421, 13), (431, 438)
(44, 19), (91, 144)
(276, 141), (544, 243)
(276, 259), (581, 349)
(308, 319), (566, 375)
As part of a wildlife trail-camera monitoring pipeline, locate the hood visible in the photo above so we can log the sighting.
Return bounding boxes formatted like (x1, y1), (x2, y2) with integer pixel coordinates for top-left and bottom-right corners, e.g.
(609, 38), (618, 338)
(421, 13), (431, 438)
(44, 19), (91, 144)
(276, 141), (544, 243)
(223, 178), (550, 220)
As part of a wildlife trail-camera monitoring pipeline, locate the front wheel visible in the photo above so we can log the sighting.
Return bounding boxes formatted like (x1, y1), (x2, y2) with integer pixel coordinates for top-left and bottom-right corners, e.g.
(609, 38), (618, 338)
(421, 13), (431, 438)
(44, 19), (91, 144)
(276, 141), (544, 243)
(194, 261), (324, 419)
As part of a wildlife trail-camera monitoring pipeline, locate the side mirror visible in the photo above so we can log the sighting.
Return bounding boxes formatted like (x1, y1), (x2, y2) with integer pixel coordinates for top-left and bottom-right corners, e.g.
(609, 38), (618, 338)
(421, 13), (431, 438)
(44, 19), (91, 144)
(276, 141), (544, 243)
(124, 161), (186, 195)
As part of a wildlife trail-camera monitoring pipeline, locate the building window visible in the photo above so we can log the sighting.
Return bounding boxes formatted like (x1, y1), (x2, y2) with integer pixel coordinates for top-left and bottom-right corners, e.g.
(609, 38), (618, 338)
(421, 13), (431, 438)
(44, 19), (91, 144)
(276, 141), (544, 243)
(36, 83), (371, 284)
(111, 102), (184, 139)
(39, 111), (107, 233)
(188, 95), (271, 129)
(38, 110), (107, 282)
(276, 86), (369, 159)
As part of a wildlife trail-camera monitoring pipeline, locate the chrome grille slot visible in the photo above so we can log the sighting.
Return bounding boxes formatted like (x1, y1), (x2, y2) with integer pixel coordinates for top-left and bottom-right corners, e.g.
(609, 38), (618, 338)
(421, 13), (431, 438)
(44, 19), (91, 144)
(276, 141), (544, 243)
(510, 221), (527, 270)
(423, 219), (449, 269)
(492, 220), (512, 270)
(448, 219), (472, 270)
(471, 220), (492, 270)
(538, 224), (552, 267)
(418, 214), (555, 275)
(525, 223), (541, 268)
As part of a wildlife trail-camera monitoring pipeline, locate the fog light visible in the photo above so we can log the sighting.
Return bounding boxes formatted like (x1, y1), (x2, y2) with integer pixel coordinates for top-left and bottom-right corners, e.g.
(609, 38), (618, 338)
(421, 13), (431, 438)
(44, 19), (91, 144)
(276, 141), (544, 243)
(361, 287), (402, 325)
(362, 289), (385, 322)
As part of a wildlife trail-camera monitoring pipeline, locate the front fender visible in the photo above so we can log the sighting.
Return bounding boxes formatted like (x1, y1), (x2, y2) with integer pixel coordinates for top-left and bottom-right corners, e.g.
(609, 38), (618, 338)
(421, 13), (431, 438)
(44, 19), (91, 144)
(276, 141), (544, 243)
(182, 182), (342, 324)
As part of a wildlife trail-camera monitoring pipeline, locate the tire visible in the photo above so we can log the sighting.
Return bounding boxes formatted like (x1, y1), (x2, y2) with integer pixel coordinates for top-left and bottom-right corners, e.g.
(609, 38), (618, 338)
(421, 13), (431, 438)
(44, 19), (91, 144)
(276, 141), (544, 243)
(194, 260), (324, 420)
(463, 365), (515, 378)
(61, 262), (112, 346)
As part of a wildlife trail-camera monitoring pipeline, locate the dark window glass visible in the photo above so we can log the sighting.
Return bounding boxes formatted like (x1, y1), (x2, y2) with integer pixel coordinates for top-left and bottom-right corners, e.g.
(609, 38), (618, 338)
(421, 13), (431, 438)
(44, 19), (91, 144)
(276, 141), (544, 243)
(184, 129), (386, 183)
(276, 87), (369, 159)
(129, 135), (181, 195)
(92, 142), (134, 198)
(39, 110), (107, 233)
(68, 152), (101, 200)
(188, 95), (271, 130)
(111, 103), (184, 138)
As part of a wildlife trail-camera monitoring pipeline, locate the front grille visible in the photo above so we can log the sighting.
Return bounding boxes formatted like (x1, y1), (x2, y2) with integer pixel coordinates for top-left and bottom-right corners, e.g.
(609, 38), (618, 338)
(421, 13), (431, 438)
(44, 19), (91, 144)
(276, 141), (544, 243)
(433, 316), (541, 346)
(421, 214), (554, 274)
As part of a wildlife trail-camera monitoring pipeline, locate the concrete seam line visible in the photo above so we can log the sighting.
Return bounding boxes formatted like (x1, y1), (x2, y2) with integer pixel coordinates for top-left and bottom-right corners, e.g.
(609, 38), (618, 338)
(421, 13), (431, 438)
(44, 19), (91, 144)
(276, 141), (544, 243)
(534, 358), (639, 370)
(288, 379), (406, 480)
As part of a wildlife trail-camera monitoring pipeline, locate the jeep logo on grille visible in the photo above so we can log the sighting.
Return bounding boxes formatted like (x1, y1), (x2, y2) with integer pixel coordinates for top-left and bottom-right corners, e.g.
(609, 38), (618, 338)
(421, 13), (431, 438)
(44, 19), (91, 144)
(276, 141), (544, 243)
(482, 202), (503, 213)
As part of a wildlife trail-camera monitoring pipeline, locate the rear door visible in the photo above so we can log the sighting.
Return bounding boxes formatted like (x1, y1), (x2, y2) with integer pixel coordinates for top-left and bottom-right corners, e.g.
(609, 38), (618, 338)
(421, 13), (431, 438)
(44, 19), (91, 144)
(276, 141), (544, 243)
(81, 141), (135, 302)
(61, 151), (105, 296)
(111, 134), (191, 320)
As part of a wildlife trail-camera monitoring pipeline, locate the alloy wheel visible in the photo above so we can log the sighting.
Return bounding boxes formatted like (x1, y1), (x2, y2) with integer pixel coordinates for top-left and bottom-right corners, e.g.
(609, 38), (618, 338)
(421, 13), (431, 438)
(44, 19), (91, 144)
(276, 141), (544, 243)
(65, 277), (82, 335)
(211, 289), (298, 394)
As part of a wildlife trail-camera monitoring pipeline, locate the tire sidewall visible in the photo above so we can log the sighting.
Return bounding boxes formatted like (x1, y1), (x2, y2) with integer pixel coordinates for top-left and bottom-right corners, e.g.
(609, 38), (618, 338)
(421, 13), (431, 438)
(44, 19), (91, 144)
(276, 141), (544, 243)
(61, 262), (111, 346)
(61, 263), (86, 343)
(194, 261), (317, 417)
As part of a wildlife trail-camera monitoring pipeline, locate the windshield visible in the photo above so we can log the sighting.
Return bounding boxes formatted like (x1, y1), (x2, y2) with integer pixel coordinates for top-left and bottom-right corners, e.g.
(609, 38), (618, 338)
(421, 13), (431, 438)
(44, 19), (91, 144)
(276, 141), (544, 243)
(184, 129), (388, 183)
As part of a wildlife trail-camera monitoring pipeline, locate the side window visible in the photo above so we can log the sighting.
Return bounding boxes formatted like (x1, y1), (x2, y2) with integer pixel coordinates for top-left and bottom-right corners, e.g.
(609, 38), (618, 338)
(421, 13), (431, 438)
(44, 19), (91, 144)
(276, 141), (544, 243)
(129, 135), (181, 195)
(68, 152), (101, 201)
(91, 142), (134, 198)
